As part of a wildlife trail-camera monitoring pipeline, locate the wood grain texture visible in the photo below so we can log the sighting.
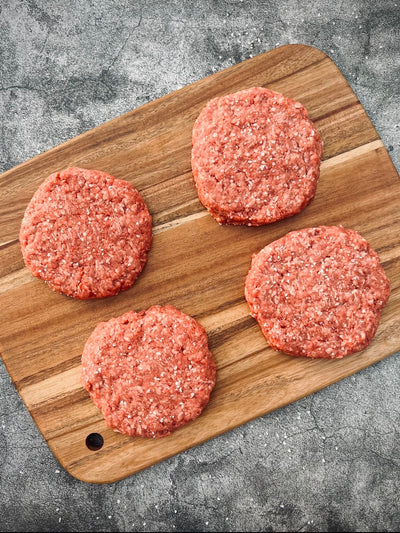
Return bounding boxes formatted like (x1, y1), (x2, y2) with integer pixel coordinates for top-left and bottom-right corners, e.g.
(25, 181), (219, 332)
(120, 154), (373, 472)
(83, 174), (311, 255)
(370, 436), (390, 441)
(1, 45), (399, 483)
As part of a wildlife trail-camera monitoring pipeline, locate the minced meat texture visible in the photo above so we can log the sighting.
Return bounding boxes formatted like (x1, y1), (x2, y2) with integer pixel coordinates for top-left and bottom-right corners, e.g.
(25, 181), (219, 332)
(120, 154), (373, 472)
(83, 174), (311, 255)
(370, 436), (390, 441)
(81, 305), (217, 438)
(19, 167), (152, 299)
(191, 87), (323, 225)
(245, 226), (390, 359)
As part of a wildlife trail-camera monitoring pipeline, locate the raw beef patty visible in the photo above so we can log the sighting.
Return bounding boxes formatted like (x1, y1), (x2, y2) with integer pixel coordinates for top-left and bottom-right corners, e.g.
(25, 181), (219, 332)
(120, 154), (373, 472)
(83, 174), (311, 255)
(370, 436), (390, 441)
(19, 167), (152, 299)
(81, 305), (217, 438)
(191, 87), (323, 225)
(245, 226), (390, 359)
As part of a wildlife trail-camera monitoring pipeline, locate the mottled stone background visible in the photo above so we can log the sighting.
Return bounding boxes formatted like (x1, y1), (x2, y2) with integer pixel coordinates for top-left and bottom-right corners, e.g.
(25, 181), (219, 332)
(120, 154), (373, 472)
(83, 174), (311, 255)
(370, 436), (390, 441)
(0, 1), (399, 531)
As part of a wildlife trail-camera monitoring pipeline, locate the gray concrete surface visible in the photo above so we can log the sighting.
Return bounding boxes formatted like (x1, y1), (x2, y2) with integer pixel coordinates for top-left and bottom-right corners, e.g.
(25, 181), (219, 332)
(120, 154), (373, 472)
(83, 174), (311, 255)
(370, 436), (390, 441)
(1, 1), (399, 531)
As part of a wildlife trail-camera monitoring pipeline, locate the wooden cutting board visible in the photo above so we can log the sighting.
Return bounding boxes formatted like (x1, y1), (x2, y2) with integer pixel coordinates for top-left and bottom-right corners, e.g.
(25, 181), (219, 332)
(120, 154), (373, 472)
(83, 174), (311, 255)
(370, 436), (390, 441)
(1, 44), (399, 484)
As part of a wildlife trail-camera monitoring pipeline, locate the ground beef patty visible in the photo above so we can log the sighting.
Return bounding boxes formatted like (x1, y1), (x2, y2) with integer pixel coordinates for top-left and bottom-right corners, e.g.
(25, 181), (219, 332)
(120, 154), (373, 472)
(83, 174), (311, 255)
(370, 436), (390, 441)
(245, 226), (390, 359)
(191, 87), (323, 225)
(81, 305), (216, 438)
(19, 167), (152, 299)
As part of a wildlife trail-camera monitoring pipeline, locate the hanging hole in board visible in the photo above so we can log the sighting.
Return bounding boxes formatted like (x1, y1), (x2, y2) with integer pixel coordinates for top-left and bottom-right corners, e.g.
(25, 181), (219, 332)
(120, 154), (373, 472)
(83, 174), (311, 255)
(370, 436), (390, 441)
(86, 432), (104, 451)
